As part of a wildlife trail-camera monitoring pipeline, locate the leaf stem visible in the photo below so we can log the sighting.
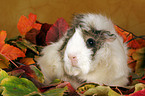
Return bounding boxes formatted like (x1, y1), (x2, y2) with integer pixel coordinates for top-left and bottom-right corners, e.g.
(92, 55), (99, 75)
(0, 53), (18, 68)
(115, 86), (123, 95)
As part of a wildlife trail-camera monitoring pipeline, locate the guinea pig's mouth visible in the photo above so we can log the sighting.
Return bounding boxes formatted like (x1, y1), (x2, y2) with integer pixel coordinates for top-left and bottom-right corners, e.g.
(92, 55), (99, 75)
(64, 64), (81, 76)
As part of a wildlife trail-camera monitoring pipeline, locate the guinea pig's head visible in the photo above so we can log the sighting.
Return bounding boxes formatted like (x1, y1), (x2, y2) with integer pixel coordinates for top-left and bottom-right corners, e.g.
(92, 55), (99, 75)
(59, 14), (117, 76)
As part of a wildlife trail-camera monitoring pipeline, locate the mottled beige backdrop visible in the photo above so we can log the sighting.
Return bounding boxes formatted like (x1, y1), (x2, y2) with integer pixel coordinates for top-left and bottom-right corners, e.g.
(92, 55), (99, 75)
(0, 0), (145, 38)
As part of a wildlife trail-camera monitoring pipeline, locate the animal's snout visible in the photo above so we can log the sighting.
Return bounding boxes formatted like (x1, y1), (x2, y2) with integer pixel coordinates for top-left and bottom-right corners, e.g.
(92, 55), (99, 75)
(68, 54), (78, 67)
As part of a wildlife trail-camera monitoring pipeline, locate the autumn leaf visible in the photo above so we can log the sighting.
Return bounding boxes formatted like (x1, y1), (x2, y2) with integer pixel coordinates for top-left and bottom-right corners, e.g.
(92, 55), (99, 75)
(36, 23), (52, 46)
(0, 32), (26, 61)
(19, 57), (35, 65)
(45, 18), (69, 45)
(16, 39), (39, 55)
(77, 83), (121, 96)
(0, 44), (25, 60)
(0, 68), (9, 82)
(25, 28), (40, 44)
(0, 30), (6, 48)
(83, 86), (110, 96)
(128, 49), (136, 57)
(42, 87), (68, 96)
(20, 65), (44, 83)
(77, 83), (99, 94)
(114, 25), (130, 43)
(1, 13), (145, 95)
(0, 30), (25, 68)
(1, 76), (39, 96)
(8, 69), (25, 77)
(114, 25), (141, 49)
(129, 89), (145, 96)
(17, 13), (42, 35)
(136, 38), (145, 48)
(0, 54), (10, 69)
(132, 47), (145, 76)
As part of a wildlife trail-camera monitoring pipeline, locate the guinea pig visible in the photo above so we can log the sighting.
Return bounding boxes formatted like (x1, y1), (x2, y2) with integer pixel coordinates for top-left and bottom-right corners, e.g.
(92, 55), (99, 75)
(37, 13), (130, 89)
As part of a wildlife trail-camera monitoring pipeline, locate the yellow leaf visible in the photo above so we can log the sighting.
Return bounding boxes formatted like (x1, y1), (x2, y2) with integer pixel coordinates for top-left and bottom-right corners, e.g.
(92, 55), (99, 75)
(134, 83), (145, 92)
(132, 48), (145, 75)
(0, 54), (10, 69)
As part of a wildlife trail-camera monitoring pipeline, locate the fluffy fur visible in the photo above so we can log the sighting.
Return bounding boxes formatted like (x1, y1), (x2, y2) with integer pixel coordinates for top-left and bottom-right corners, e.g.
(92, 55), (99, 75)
(37, 13), (130, 88)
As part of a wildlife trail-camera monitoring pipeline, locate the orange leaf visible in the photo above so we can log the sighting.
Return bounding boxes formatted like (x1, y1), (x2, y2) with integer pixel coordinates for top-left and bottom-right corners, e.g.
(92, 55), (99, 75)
(128, 49), (136, 57)
(0, 30), (6, 48)
(29, 13), (37, 24)
(114, 25), (132, 42)
(114, 25), (141, 48)
(0, 44), (25, 60)
(17, 13), (42, 35)
(19, 58), (35, 65)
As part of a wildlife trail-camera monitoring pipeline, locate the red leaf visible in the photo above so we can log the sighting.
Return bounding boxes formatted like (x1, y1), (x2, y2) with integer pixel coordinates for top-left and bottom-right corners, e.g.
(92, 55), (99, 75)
(8, 69), (25, 76)
(65, 82), (76, 92)
(128, 39), (141, 49)
(36, 23), (52, 46)
(142, 75), (145, 80)
(129, 89), (145, 96)
(57, 81), (75, 92)
(20, 65), (36, 79)
(136, 38), (145, 48)
(25, 28), (40, 44)
(17, 13), (42, 35)
(45, 18), (69, 45)
(137, 80), (145, 84)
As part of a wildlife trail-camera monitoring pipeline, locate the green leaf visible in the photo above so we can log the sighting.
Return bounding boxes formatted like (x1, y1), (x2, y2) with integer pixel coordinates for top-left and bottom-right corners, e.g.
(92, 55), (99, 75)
(16, 39), (39, 55)
(5, 36), (22, 44)
(16, 41), (27, 51)
(0, 69), (9, 94)
(108, 88), (120, 96)
(84, 86), (110, 96)
(0, 69), (8, 82)
(21, 39), (39, 55)
(0, 87), (4, 96)
(25, 91), (42, 96)
(1, 76), (38, 96)
(50, 79), (62, 84)
(42, 87), (68, 96)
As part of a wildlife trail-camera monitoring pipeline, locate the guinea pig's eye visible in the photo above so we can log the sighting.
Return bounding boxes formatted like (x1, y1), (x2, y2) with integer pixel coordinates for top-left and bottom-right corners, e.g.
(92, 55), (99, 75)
(86, 38), (96, 48)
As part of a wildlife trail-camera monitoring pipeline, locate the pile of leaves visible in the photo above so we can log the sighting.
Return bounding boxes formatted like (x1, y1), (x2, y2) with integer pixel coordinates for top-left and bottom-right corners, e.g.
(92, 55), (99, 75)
(0, 13), (145, 96)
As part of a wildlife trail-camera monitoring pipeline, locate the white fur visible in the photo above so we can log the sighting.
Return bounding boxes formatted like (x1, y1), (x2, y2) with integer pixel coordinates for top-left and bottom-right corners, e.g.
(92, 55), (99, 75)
(37, 13), (130, 88)
(64, 28), (92, 76)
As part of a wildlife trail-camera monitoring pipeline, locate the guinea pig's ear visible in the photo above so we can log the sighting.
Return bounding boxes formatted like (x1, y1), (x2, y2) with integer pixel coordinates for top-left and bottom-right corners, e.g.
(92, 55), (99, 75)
(103, 31), (117, 42)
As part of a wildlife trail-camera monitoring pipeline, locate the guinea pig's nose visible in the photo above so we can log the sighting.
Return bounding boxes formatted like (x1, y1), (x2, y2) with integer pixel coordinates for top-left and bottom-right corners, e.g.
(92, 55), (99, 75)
(68, 55), (78, 67)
